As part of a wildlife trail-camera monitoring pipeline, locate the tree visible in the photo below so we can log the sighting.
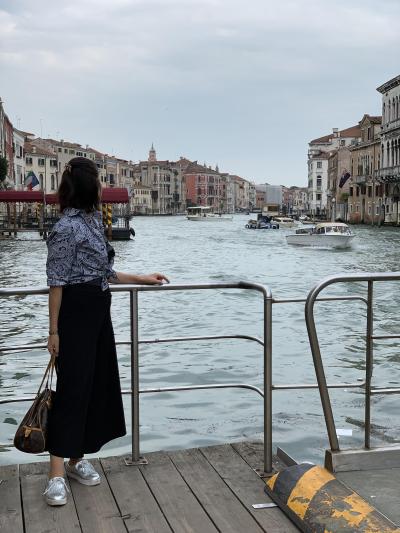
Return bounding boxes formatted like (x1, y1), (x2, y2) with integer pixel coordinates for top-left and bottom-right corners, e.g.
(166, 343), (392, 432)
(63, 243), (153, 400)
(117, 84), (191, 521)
(0, 156), (8, 186)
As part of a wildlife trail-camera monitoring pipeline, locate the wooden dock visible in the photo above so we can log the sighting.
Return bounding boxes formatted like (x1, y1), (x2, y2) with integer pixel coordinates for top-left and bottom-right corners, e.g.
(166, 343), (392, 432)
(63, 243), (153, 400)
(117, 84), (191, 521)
(0, 441), (298, 533)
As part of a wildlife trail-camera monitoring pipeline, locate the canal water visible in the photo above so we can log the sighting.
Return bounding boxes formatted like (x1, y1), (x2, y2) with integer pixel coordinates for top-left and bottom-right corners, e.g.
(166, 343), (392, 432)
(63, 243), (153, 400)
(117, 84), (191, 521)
(1, 215), (400, 466)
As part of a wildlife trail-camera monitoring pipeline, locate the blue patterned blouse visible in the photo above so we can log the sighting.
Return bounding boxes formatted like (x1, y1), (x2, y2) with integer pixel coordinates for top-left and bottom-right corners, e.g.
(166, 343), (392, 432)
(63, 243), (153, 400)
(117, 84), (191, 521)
(46, 208), (117, 291)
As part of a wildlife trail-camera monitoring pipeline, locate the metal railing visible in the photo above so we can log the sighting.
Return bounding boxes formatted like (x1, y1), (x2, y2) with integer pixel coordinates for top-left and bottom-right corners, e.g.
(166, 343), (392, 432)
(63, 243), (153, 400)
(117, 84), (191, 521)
(305, 272), (400, 453)
(0, 277), (395, 473)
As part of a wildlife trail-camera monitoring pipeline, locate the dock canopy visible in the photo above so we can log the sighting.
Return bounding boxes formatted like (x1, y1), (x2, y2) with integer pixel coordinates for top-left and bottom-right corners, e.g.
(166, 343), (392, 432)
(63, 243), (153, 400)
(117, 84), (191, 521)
(101, 188), (129, 203)
(0, 188), (130, 204)
(0, 191), (44, 203)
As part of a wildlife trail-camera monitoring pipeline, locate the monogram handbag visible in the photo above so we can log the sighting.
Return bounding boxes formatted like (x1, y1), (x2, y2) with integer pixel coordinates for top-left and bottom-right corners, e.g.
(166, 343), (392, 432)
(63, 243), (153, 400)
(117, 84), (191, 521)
(14, 355), (56, 454)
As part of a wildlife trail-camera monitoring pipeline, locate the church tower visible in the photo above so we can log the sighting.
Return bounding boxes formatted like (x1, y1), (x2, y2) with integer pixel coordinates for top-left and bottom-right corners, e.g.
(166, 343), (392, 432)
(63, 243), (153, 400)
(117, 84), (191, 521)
(148, 143), (157, 162)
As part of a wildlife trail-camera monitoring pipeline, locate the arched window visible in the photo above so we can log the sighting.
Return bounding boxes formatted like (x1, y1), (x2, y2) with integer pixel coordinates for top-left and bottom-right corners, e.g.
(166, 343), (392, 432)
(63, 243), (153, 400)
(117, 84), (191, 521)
(39, 174), (43, 189)
(51, 174), (55, 190)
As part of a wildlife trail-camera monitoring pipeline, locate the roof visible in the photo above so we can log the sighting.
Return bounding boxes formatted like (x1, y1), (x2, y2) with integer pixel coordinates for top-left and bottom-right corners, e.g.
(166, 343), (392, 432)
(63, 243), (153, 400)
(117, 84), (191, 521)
(377, 74), (400, 94)
(310, 125), (361, 145)
(316, 222), (349, 228)
(25, 142), (56, 157)
(0, 191), (44, 202)
(184, 161), (219, 175)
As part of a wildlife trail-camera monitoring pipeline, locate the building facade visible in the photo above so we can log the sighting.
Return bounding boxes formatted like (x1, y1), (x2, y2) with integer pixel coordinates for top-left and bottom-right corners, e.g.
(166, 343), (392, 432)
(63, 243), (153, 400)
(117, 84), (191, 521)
(376, 74), (400, 224)
(185, 161), (227, 211)
(347, 114), (383, 224)
(308, 126), (361, 215)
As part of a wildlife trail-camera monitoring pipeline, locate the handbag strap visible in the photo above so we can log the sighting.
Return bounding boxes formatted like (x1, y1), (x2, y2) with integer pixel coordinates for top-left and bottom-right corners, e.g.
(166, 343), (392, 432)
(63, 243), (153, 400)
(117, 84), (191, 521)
(37, 354), (56, 395)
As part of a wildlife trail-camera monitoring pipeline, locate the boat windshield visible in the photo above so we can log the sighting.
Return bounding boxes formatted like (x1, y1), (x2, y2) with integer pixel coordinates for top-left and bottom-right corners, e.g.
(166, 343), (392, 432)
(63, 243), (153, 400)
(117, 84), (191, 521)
(324, 225), (351, 234)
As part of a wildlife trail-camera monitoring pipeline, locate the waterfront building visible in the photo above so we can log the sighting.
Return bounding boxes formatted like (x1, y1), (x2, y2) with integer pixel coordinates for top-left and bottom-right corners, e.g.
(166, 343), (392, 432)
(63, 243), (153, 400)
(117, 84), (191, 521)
(347, 115), (383, 224)
(327, 148), (351, 221)
(12, 129), (25, 190)
(1, 104), (14, 185)
(24, 141), (58, 193)
(136, 146), (186, 214)
(282, 186), (307, 215)
(131, 184), (153, 214)
(185, 161), (226, 211)
(255, 185), (266, 210)
(308, 126), (361, 216)
(376, 74), (400, 224)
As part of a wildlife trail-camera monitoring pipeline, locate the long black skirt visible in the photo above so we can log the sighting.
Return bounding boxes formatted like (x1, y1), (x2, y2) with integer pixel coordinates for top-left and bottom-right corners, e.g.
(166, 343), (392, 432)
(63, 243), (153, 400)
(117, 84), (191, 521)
(47, 283), (126, 458)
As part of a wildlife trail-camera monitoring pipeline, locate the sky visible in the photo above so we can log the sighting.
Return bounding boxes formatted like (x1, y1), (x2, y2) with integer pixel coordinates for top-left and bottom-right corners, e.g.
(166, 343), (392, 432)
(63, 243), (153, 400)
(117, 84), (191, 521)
(1, 0), (400, 186)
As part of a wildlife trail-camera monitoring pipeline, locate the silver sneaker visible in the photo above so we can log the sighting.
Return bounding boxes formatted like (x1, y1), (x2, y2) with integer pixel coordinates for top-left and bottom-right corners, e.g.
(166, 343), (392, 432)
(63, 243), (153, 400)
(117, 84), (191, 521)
(43, 476), (69, 506)
(65, 459), (101, 486)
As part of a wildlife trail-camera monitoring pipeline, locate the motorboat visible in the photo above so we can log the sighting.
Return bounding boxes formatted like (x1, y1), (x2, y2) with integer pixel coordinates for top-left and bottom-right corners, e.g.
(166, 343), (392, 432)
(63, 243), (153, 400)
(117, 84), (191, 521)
(286, 222), (354, 248)
(245, 214), (279, 229)
(272, 216), (298, 228)
(186, 206), (233, 221)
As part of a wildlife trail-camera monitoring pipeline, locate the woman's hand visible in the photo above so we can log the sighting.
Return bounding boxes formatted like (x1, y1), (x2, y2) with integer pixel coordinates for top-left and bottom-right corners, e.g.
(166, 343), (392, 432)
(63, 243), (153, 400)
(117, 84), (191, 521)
(140, 272), (170, 285)
(47, 334), (59, 357)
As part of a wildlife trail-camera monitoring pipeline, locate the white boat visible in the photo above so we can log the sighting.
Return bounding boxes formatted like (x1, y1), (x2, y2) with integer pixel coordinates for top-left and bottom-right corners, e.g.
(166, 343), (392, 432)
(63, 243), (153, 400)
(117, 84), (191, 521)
(272, 216), (298, 228)
(186, 206), (233, 221)
(286, 222), (354, 249)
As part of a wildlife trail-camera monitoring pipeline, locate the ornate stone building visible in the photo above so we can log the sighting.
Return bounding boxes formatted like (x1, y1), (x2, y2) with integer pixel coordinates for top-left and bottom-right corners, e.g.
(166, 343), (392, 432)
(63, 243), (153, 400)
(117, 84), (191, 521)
(376, 74), (400, 224)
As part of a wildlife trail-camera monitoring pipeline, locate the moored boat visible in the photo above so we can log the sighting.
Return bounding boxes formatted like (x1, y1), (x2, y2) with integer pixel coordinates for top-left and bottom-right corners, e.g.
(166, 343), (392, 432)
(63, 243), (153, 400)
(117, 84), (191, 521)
(186, 206), (233, 221)
(286, 222), (354, 248)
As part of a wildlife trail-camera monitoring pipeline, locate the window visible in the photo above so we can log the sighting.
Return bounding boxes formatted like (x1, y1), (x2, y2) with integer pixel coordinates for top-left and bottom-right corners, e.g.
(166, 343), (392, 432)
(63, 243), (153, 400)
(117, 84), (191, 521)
(26, 157), (33, 165)
(39, 174), (44, 189)
(350, 204), (353, 213)
(76, 151), (83, 157)
(64, 149), (68, 153)
(317, 161), (322, 169)
(316, 193), (321, 201)
(368, 206), (371, 215)
(349, 187), (353, 197)
(51, 175), (55, 190)
(356, 187), (360, 197)
(340, 140), (346, 146)
(376, 206), (380, 215)
(368, 186), (372, 198)
(316, 176), (322, 190)
(50, 159), (57, 167)
(69, 149), (75, 155)
(38, 158), (45, 166)
(356, 205), (359, 213)
(58, 147), (62, 152)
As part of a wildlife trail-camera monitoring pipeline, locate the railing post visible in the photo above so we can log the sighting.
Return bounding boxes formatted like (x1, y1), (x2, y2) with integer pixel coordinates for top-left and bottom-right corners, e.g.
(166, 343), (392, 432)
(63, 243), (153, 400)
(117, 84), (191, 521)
(264, 292), (273, 474)
(130, 289), (140, 462)
(365, 281), (374, 449)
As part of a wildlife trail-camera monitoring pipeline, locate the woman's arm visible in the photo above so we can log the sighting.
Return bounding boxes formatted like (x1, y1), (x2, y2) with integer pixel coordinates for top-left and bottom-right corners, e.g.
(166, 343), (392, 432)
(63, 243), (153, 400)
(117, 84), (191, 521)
(47, 286), (63, 356)
(110, 272), (169, 285)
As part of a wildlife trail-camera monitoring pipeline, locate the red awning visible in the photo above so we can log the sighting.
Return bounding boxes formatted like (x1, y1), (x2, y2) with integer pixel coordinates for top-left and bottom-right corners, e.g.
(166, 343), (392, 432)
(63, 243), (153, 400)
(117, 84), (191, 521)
(0, 188), (129, 204)
(101, 188), (129, 204)
(45, 193), (59, 205)
(0, 190), (44, 203)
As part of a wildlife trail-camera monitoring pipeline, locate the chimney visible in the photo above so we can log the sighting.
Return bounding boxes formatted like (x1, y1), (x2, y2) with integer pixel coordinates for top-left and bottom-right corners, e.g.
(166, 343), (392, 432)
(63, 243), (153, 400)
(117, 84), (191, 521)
(32, 146), (37, 154)
(332, 128), (339, 138)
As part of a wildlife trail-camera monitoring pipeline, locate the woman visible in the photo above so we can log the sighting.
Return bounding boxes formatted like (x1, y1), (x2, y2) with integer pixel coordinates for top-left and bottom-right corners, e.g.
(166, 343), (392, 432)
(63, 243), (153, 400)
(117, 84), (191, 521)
(44, 157), (168, 506)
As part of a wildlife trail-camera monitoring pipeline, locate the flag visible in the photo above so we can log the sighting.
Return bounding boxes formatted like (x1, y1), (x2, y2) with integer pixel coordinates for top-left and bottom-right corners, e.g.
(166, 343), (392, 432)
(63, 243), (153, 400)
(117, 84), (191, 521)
(24, 171), (40, 190)
(339, 171), (351, 188)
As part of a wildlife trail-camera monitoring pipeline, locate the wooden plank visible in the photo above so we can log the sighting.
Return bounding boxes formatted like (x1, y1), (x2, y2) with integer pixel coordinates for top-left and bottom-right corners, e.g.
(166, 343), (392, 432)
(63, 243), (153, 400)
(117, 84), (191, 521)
(232, 441), (288, 474)
(169, 448), (263, 533)
(67, 459), (126, 533)
(101, 456), (172, 533)
(20, 461), (81, 533)
(139, 451), (218, 533)
(201, 444), (298, 532)
(0, 464), (24, 533)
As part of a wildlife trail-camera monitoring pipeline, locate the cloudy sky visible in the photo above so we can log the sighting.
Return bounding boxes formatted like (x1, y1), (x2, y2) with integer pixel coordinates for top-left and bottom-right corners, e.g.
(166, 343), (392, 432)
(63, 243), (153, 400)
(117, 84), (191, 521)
(1, 0), (399, 185)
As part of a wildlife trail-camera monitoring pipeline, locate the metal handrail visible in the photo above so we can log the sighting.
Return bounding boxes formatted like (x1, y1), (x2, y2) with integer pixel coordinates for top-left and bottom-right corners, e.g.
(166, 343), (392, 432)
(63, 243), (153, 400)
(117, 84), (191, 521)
(0, 282), (274, 470)
(305, 271), (400, 453)
(0, 274), (394, 473)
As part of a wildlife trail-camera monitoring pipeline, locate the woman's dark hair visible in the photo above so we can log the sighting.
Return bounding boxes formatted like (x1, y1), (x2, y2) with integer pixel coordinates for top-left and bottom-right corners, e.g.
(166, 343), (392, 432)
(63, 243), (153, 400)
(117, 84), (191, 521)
(58, 157), (100, 212)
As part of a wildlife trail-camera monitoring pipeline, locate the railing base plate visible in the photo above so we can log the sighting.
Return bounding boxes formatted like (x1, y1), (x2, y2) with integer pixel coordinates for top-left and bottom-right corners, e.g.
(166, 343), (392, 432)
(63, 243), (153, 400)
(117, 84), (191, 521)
(124, 455), (148, 466)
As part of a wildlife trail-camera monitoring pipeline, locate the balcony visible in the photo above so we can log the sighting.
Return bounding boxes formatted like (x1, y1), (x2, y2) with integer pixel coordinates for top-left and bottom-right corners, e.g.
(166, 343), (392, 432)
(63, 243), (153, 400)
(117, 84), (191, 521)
(375, 166), (400, 182)
(353, 175), (370, 185)
(381, 118), (400, 133)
